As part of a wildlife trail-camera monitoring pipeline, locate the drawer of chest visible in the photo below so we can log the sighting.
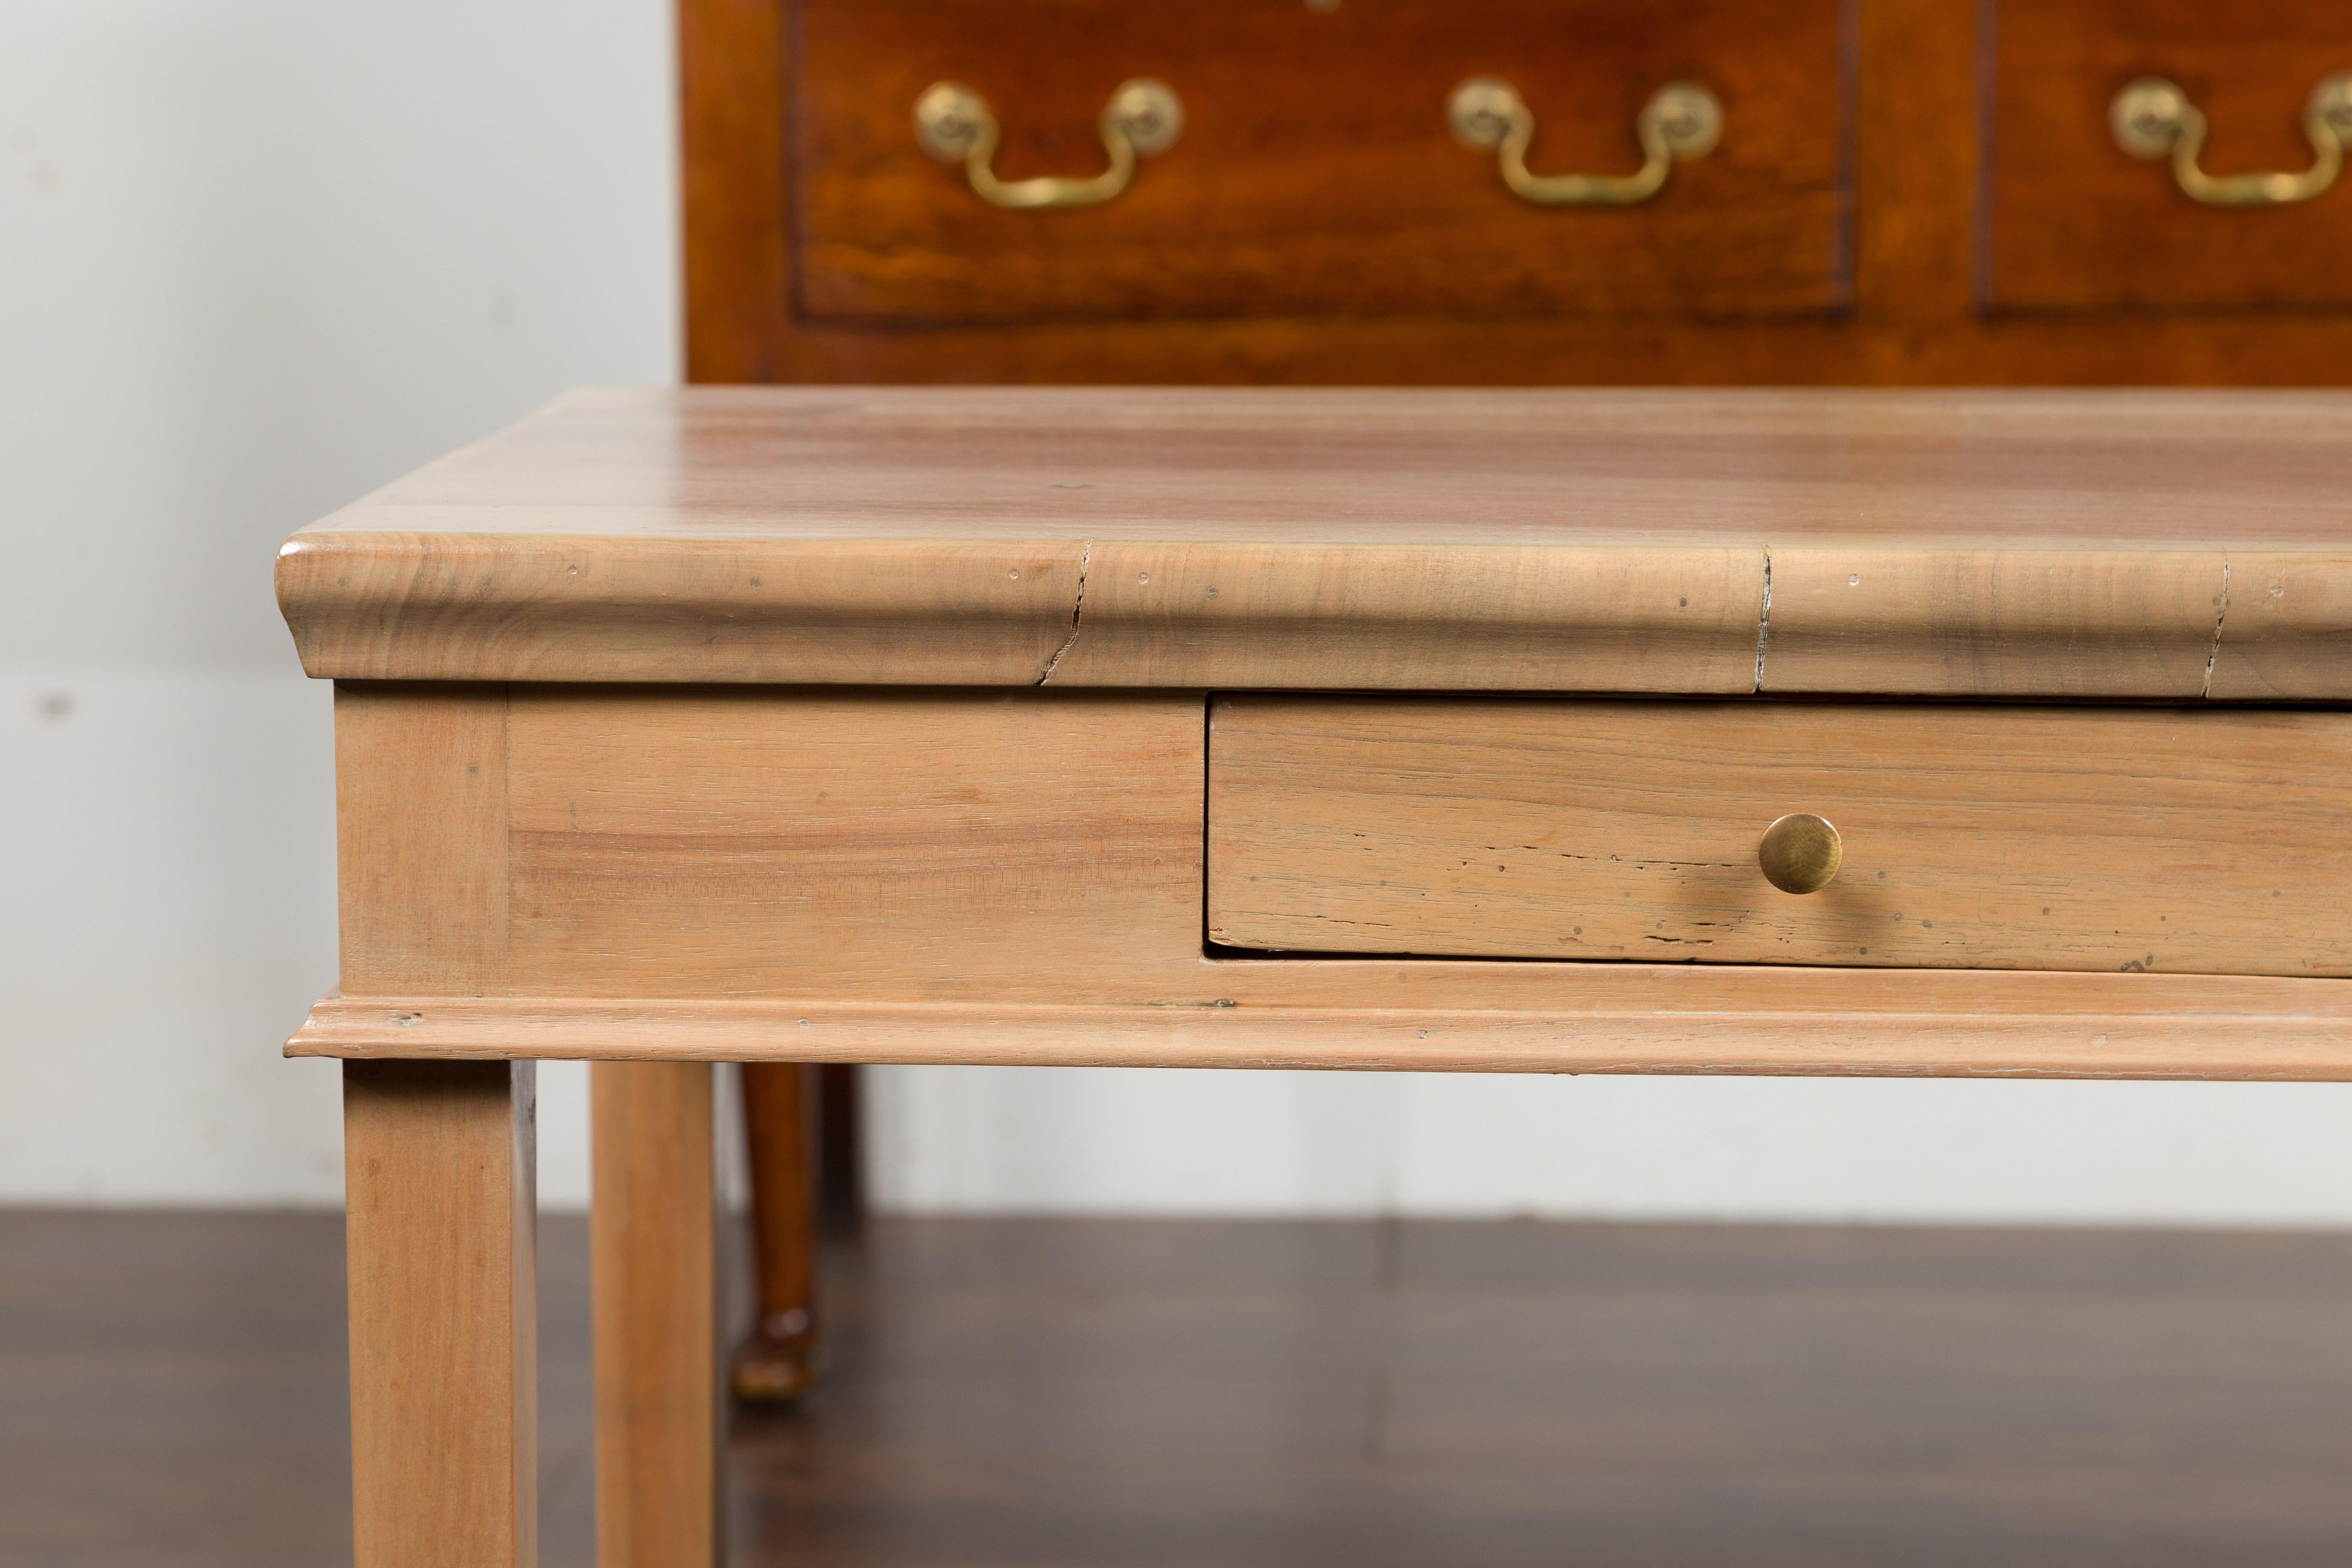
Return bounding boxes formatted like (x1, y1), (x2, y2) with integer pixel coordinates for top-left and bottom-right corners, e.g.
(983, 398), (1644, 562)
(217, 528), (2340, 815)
(793, 0), (1851, 323)
(1986, 0), (2352, 312)
(1205, 697), (2352, 977)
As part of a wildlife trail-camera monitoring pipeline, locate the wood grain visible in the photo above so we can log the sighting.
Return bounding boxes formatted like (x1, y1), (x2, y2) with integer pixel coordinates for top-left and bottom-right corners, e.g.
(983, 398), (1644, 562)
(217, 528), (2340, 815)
(290, 388), (2352, 548)
(1052, 542), (1763, 692)
(285, 536), (1084, 686)
(681, 0), (791, 383)
(746, 1217), (2352, 1568)
(290, 980), (2352, 1079)
(500, 689), (1206, 1001)
(29, 1211), (2352, 1565)
(1986, 0), (2352, 312)
(282, 389), (2352, 694)
(683, 0), (2352, 384)
(733, 1064), (820, 1400)
(294, 686), (2352, 1080)
(334, 684), (511, 995)
(1761, 548), (2226, 697)
(344, 1060), (537, 1568)
(1207, 697), (2352, 976)
(794, 0), (1851, 322)
(2207, 551), (2352, 701)
(680, 292), (2352, 388)
(592, 1063), (721, 1568)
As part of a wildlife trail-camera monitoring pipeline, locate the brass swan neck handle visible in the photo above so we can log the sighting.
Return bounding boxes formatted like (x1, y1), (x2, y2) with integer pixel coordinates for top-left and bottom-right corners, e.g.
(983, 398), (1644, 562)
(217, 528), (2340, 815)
(2111, 73), (2352, 207)
(1449, 77), (1722, 206)
(916, 78), (1183, 210)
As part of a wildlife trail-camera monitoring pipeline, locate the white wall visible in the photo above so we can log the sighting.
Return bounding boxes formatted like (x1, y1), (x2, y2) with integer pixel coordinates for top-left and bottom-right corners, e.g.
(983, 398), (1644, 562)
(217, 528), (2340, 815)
(8, 1), (2352, 1225)
(869, 1069), (2352, 1226)
(0, 0), (678, 1205)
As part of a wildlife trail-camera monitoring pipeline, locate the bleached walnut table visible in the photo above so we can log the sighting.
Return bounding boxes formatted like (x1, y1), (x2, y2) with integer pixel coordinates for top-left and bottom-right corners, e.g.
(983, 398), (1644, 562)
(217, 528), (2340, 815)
(278, 388), (2352, 1568)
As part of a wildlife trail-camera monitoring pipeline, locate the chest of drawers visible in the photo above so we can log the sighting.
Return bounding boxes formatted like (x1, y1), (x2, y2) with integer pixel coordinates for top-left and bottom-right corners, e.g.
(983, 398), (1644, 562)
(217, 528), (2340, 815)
(687, 0), (2352, 384)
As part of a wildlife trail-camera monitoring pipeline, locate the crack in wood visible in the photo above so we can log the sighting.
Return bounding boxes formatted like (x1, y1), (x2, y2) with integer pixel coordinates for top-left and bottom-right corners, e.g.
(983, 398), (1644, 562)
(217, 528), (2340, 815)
(1034, 541), (1090, 684)
(2201, 554), (2230, 701)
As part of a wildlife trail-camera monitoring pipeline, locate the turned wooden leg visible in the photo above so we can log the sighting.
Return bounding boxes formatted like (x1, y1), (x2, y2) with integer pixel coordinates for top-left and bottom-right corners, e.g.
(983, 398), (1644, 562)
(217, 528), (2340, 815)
(592, 1062), (721, 1568)
(344, 1059), (538, 1568)
(732, 1062), (820, 1400)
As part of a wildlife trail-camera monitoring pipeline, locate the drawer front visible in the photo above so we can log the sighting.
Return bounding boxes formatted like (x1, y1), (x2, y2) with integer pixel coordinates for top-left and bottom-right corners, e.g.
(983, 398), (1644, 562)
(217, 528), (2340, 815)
(794, 0), (1851, 323)
(1206, 697), (2352, 976)
(1987, 0), (2352, 312)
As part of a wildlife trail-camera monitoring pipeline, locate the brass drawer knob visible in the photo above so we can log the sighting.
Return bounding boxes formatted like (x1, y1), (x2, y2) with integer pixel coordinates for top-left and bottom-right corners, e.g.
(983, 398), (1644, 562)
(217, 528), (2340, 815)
(1758, 813), (1842, 895)
(1448, 77), (1721, 206)
(2111, 73), (2352, 207)
(916, 78), (1183, 210)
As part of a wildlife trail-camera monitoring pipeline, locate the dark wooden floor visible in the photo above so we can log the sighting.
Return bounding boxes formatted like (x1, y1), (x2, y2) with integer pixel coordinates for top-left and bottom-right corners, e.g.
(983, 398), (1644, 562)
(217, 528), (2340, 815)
(7, 1212), (2352, 1566)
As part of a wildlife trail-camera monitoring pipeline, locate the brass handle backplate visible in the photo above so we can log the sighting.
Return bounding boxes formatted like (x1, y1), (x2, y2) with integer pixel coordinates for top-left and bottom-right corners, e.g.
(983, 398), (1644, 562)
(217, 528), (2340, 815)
(1758, 813), (1842, 895)
(1449, 77), (1721, 205)
(2111, 74), (2352, 207)
(916, 78), (1182, 209)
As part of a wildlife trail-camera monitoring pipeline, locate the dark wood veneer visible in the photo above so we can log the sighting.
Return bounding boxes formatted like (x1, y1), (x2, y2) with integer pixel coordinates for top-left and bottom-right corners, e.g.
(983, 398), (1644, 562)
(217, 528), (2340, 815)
(1985, 0), (2352, 313)
(795, 0), (1851, 323)
(683, 0), (2352, 383)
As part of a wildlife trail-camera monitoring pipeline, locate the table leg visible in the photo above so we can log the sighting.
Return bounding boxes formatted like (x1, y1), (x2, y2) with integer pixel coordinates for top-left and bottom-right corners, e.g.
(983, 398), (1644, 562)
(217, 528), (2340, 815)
(732, 1061), (819, 1400)
(592, 1062), (722, 1568)
(345, 1059), (539, 1568)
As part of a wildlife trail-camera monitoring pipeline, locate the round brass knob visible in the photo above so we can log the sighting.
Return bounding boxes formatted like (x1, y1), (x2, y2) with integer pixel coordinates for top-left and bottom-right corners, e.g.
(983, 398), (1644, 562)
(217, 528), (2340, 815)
(1758, 813), (1842, 895)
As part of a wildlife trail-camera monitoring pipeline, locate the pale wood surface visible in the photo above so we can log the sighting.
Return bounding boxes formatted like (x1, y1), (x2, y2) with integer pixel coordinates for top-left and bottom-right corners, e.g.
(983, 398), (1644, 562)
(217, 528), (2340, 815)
(2208, 552), (2352, 702)
(1207, 698), (2352, 976)
(289, 389), (2352, 547)
(1049, 542), (1764, 692)
(1761, 547), (2228, 698)
(277, 388), (2352, 695)
(293, 689), (2352, 1080)
(343, 1060), (536, 1568)
(294, 536), (1085, 686)
(591, 1062), (720, 1568)
(502, 689), (1205, 1002)
(335, 684), (511, 995)
(290, 980), (2352, 1079)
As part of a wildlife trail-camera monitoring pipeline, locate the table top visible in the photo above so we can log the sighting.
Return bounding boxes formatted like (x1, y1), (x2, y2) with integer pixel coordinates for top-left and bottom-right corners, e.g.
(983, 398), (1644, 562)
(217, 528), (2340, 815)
(276, 386), (2352, 697)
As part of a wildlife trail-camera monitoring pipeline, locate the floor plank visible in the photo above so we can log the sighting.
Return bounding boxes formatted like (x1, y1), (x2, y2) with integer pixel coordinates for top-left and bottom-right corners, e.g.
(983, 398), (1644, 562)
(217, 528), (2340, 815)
(736, 1220), (2352, 1568)
(6, 1211), (2352, 1566)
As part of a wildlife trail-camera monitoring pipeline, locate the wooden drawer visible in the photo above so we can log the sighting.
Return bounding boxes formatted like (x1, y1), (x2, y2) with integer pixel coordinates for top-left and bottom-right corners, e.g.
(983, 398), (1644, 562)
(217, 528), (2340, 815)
(1206, 697), (2352, 977)
(1986, 0), (2352, 312)
(793, 0), (1851, 323)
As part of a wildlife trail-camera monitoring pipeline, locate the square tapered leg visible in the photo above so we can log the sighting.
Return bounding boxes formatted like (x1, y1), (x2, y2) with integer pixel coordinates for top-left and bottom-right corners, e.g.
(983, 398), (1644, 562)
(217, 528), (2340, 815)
(592, 1061), (722, 1568)
(345, 1059), (538, 1568)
